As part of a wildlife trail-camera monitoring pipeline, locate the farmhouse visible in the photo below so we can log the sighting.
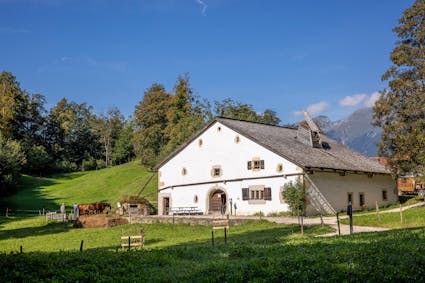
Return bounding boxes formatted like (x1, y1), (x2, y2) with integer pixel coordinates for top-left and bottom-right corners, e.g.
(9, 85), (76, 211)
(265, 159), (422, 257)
(156, 115), (398, 216)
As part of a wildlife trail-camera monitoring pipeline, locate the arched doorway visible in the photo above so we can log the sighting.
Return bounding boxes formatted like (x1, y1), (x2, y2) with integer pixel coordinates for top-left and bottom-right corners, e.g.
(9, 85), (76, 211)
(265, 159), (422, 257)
(209, 189), (227, 214)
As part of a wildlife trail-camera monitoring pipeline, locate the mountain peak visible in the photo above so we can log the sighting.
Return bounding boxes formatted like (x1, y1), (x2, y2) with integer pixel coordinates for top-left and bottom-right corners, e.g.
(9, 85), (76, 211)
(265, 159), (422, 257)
(313, 107), (381, 156)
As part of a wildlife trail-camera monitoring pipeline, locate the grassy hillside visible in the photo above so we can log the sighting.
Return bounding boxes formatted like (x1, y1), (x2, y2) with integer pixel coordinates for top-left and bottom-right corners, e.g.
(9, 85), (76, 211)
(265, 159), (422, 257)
(0, 161), (157, 210)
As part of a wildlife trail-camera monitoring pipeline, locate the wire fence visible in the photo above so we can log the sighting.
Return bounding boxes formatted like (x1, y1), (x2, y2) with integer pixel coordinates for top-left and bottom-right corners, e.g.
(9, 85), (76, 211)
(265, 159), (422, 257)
(3, 208), (79, 222)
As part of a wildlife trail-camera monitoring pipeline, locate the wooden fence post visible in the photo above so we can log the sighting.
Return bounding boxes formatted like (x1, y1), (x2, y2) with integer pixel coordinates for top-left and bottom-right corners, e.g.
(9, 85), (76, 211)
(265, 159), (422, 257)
(20, 245), (23, 253)
(224, 228), (227, 244)
(400, 203), (403, 224)
(336, 213), (341, 236)
(211, 231), (214, 246)
(80, 240), (84, 252)
(5, 208), (8, 217)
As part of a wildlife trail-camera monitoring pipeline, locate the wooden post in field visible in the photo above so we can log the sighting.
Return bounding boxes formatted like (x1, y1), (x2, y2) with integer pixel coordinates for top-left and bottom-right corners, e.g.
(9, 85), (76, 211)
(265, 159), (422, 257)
(211, 231), (214, 246)
(43, 208), (45, 216)
(300, 215), (304, 235)
(336, 213), (341, 236)
(80, 240), (84, 252)
(20, 245), (23, 253)
(376, 201), (381, 221)
(5, 208), (8, 217)
(400, 203), (403, 224)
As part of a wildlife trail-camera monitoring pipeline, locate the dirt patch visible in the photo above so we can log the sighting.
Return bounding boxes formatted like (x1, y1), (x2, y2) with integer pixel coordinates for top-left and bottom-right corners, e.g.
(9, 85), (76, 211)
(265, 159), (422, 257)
(75, 214), (128, 228)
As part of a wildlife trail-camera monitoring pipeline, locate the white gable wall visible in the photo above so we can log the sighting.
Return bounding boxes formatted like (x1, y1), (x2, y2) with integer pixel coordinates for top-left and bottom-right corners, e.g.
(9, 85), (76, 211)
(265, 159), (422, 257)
(308, 172), (397, 212)
(158, 121), (300, 215)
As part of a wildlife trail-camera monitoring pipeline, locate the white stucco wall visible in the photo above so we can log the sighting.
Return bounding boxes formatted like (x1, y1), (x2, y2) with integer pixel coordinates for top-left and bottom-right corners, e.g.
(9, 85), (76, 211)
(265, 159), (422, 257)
(158, 121), (300, 215)
(308, 172), (397, 212)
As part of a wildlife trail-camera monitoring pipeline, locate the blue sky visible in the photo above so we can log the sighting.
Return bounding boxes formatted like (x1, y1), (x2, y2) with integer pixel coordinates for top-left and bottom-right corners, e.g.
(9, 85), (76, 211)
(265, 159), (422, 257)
(0, 0), (413, 123)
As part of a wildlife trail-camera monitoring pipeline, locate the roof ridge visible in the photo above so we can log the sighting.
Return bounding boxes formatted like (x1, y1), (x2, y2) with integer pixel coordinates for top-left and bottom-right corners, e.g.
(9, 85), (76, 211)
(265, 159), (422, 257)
(215, 116), (296, 129)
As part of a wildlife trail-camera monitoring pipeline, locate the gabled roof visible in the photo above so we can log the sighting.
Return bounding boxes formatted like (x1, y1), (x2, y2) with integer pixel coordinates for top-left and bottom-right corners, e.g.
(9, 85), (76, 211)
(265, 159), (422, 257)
(156, 117), (390, 174)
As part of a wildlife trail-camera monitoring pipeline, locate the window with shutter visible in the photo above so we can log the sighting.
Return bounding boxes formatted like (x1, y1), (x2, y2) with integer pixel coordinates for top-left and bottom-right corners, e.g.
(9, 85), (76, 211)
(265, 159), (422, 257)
(242, 188), (249, 200)
(260, 160), (265, 169)
(264, 187), (272, 200)
(247, 161), (252, 170)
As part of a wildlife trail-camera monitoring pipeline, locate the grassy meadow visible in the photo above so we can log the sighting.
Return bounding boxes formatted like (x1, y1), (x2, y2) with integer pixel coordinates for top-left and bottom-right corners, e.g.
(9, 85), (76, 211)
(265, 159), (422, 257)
(341, 206), (425, 229)
(0, 161), (157, 211)
(1, 215), (425, 281)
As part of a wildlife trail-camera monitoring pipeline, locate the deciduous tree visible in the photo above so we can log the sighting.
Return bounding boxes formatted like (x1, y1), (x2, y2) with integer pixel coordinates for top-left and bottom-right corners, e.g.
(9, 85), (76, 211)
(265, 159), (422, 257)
(374, 0), (425, 177)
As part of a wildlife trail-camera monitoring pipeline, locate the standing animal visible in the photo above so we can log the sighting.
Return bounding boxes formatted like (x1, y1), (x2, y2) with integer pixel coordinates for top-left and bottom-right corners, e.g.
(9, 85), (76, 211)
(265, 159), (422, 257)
(78, 204), (95, 215)
(93, 202), (112, 214)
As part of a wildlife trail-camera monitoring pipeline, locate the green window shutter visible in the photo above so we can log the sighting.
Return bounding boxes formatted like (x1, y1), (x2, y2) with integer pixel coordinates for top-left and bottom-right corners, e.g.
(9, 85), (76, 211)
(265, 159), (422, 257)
(247, 161), (252, 170)
(242, 188), (249, 200)
(260, 160), (265, 169)
(264, 187), (272, 200)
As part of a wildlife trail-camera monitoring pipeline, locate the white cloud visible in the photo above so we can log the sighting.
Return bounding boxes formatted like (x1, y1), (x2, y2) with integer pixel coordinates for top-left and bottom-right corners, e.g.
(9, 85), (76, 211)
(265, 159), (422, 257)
(196, 0), (207, 16)
(339, 94), (367, 107)
(294, 101), (329, 116)
(364, 91), (381, 108)
(339, 91), (382, 108)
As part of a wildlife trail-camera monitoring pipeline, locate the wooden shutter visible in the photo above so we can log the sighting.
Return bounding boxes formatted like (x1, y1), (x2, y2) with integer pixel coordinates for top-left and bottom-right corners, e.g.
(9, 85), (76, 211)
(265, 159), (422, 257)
(264, 187), (272, 200)
(260, 160), (265, 169)
(242, 188), (249, 200)
(247, 161), (252, 170)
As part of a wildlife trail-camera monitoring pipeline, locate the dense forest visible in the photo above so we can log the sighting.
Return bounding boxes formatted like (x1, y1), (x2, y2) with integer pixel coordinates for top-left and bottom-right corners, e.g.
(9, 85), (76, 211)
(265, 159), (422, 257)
(0, 71), (280, 195)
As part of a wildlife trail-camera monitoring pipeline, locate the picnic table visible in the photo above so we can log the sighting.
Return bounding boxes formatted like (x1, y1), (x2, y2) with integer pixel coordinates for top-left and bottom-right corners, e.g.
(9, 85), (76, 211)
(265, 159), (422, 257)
(170, 207), (203, 215)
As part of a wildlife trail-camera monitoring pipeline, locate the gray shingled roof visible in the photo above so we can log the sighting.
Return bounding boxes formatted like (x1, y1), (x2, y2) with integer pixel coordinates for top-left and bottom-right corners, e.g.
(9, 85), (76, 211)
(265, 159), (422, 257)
(156, 117), (389, 174)
(216, 117), (389, 174)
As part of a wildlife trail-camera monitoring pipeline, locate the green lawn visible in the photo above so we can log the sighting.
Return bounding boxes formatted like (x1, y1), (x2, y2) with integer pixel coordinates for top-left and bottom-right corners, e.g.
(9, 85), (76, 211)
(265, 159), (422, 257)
(0, 161), (157, 211)
(0, 216), (332, 253)
(1, 216), (425, 282)
(341, 206), (425, 228)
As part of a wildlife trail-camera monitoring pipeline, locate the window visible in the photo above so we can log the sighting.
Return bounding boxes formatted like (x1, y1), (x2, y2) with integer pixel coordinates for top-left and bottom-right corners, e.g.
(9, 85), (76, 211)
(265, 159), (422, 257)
(217, 126), (221, 132)
(242, 187), (271, 201)
(181, 167), (187, 176)
(276, 163), (283, 173)
(247, 159), (265, 171)
(347, 192), (353, 204)
(359, 193), (365, 207)
(234, 135), (240, 143)
(382, 190), (388, 201)
(211, 165), (222, 178)
(198, 139), (203, 147)
(194, 195), (198, 203)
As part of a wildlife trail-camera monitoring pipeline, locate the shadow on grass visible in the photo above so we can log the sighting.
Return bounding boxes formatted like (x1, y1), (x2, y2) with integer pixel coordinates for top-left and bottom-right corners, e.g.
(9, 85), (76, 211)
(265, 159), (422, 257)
(0, 219), (72, 240)
(0, 176), (59, 211)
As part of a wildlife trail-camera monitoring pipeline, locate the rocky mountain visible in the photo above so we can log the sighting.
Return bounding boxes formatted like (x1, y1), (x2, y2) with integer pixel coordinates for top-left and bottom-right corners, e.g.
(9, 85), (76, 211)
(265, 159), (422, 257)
(314, 107), (381, 157)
